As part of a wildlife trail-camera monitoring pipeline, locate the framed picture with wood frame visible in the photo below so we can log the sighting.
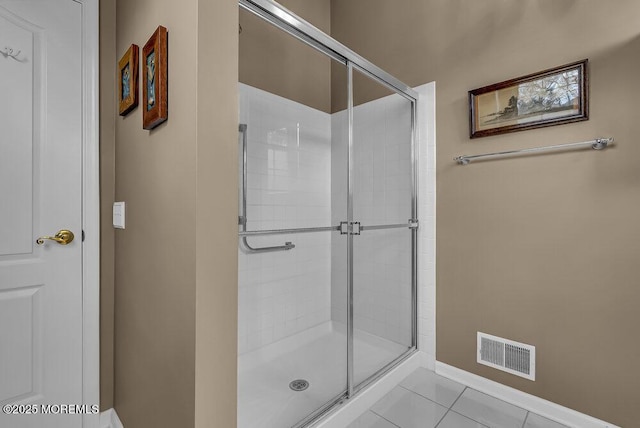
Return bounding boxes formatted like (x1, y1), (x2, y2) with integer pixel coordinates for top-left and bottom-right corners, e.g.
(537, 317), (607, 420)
(469, 59), (588, 138)
(142, 26), (168, 130)
(118, 44), (139, 116)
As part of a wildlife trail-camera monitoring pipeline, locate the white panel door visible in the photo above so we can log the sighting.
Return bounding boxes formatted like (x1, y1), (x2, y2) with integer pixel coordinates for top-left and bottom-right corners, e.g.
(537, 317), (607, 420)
(0, 1), (84, 427)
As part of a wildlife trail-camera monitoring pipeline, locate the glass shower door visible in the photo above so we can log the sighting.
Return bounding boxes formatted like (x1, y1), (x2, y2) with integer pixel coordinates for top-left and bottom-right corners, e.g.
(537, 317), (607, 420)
(238, 2), (420, 425)
(350, 66), (416, 388)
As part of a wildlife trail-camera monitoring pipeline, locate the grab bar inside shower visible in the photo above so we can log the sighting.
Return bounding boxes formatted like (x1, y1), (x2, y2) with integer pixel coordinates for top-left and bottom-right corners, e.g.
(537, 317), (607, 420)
(238, 123), (296, 254)
(239, 236), (295, 253)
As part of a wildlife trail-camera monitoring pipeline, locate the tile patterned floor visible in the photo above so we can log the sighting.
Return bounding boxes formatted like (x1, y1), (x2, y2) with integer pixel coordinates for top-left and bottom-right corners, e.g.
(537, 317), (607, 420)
(347, 368), (569, 428)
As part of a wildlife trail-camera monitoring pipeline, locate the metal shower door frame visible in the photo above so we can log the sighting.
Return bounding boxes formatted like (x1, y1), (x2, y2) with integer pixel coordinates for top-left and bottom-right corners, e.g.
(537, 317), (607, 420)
(238, 0), (419, 425)
(346, 62), (419, 398)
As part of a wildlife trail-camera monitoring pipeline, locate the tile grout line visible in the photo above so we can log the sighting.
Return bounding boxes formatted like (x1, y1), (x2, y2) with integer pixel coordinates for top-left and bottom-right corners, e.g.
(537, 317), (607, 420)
(446, 387), (496, 427)
(466, 387), (534, 418)
(372, 385), (452, 428)
(397, 382), (467, 411)
(453, 410), (492, 428)
(368, 409), (403, 428)
(432, 409), (449, 428)
(522, 411), (530, 428)
(397, 384), (445, 406)
(448, 386), (468, 409)
(438, 409), (493, 428)
(432, 386), (470, 428)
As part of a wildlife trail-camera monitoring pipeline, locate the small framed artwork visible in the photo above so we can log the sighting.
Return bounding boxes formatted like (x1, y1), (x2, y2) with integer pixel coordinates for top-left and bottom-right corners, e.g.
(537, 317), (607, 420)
(142, 25), (168, 130)
(118, 44), (139, 116)
(469, 59), (588, 138)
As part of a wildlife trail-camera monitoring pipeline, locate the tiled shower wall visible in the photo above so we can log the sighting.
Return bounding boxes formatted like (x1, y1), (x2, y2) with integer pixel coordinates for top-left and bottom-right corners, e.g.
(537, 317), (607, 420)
(416, 83), (436, 363)
(238, 82), (436, 360)
(238, 84), (333, 354)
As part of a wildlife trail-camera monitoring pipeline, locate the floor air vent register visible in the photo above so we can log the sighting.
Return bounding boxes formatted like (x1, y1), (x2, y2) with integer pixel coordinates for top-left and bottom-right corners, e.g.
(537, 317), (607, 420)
(477, 332), (536, 381)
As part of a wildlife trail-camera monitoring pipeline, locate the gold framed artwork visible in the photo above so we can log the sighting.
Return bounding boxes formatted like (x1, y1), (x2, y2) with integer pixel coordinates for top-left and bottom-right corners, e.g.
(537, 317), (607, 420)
(118, 44), (139, 116)
(142, 26), (168, 130)
(469, 59), (589, 138)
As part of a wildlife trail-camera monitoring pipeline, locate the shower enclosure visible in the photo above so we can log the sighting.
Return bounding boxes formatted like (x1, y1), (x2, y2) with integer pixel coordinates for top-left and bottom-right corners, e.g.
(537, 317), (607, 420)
(237, 1), (418, 427)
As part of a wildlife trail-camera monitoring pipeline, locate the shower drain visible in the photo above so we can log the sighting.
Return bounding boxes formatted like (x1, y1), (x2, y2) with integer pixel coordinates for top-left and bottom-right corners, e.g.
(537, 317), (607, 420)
(289, 379), (309, 391)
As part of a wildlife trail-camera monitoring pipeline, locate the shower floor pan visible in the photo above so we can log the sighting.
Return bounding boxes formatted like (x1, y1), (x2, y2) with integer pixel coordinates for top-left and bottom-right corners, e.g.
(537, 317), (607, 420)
(238, 321), (407, 428)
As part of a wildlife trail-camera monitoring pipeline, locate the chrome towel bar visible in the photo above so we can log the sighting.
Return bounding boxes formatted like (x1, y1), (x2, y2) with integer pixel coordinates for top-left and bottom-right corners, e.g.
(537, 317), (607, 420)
(454, 137), (614, 165)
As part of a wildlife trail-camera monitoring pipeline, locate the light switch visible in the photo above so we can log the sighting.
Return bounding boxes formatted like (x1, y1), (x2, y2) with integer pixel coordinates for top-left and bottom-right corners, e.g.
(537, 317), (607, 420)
(113, 202), (125, 229)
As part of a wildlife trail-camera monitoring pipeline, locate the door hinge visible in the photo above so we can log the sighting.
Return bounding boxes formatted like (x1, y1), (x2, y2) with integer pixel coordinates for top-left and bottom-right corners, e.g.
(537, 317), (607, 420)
(82, 230), (85, 242)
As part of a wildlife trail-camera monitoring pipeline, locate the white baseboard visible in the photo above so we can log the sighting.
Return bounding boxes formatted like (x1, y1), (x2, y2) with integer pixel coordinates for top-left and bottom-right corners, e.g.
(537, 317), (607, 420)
(313, 351), (430, 428)
(435, 362), (620, 428)
(99, 408), (123, 428)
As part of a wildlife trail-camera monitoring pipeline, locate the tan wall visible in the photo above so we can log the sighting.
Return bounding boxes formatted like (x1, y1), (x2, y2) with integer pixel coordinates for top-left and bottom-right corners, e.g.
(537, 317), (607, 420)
(99, 0), (116, 411)
(114, 0), (198, 426)
(194, 0), (239, 427)
(331, 1), (640, 426)
(108, 1), (238, 426)
(239, 0), (332, 112)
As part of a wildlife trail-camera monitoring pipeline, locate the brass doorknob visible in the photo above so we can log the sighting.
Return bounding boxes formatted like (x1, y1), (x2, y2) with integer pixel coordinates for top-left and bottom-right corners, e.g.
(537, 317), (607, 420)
(36, 230), (75, 245)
